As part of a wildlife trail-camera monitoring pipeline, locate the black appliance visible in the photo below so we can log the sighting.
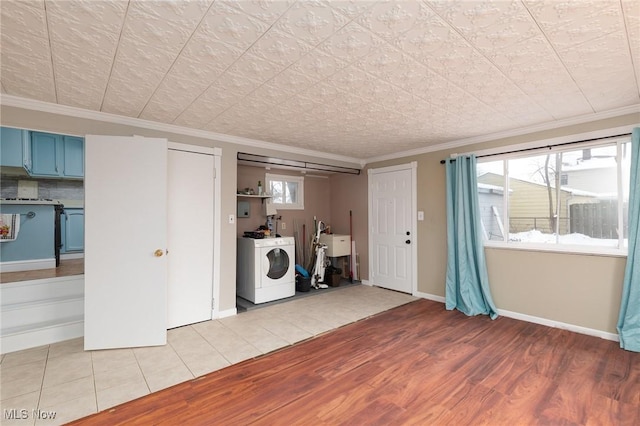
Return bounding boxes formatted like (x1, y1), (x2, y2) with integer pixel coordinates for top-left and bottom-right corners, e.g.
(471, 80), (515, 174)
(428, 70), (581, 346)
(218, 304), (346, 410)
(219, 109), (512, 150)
(54, 204), (64, 266)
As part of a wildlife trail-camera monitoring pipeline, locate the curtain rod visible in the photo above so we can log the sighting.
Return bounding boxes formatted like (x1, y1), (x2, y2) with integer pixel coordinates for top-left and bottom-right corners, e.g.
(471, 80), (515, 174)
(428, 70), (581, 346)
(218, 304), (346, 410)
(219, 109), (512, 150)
(237, 152), (361, 175)
(439, 132), (632, 164)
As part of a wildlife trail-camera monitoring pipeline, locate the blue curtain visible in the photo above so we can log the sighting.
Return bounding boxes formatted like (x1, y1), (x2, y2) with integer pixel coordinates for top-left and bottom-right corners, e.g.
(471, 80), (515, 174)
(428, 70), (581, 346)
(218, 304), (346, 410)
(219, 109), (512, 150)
(617, 127), (640, 351)
(445, 155), (498, 319)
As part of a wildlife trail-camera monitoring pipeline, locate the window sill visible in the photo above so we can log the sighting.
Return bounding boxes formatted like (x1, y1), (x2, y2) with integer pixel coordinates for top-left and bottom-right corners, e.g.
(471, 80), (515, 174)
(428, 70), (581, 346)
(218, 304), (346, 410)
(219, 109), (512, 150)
(483, 241), (628, 258)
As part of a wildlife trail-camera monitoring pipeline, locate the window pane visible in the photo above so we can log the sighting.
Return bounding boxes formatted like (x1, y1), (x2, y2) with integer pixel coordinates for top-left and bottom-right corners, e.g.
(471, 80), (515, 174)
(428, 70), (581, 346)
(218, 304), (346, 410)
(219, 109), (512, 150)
(285, 182), (298, 204)
(507, 153), (562, 242)
(560, 145), (619, 247)
(271, 181), (283, 203)
(477, 160), (506, 241)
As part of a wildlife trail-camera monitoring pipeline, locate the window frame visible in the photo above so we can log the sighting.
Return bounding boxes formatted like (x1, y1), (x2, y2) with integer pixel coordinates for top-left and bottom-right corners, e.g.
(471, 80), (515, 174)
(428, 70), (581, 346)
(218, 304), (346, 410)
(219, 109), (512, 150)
(477, 136), (631, 257)
(265, 173), (304, 210)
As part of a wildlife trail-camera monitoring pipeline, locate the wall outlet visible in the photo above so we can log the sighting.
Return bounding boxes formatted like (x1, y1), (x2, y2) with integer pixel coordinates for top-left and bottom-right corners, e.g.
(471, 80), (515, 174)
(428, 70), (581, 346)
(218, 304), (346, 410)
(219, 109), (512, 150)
(228, 214), (235, 224)
(281, 222), (286, 230)
(418, 211), (424, 221)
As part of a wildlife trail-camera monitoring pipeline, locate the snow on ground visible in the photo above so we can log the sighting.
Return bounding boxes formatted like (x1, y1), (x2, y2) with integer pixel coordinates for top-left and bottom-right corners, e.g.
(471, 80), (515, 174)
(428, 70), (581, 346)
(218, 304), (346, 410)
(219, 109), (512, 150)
(509, 229), (625, 248)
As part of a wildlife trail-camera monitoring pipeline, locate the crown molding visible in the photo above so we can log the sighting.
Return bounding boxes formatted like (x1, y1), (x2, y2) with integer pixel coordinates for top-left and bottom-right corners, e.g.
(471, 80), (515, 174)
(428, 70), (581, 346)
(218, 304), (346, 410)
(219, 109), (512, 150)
(364, 104), (640, 164)
(0, 95), (362, 166)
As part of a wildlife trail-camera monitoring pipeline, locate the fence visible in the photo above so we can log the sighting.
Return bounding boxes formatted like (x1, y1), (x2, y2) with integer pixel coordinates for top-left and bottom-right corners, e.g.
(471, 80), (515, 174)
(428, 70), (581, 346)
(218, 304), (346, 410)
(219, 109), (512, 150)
(569, 200), (628, 239)
(509, 217), (569, 235)
(507, 201), (628, 239)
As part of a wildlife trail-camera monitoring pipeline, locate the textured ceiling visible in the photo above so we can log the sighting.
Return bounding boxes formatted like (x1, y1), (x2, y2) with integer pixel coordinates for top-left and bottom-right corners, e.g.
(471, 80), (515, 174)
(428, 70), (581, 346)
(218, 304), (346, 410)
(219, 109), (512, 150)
(1, 0), (639, 161)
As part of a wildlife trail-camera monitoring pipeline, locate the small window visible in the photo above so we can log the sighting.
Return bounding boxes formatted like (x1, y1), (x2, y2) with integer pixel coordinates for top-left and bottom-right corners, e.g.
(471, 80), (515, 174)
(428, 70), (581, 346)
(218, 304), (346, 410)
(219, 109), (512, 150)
(560, 173), (568, 185)
(265, 173), (304, 210)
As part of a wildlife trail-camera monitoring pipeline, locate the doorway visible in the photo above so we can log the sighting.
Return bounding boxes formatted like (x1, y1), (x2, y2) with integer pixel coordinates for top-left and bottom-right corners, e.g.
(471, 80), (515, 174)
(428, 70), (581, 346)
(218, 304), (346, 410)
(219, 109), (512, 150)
(368, 162), (417, 294)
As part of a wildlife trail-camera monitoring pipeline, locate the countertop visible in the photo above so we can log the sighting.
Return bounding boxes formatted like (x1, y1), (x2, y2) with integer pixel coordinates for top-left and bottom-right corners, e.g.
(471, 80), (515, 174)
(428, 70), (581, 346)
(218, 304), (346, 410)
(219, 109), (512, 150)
(0, 199), (62, 205)
(58, 199), (84, 208)
(0, 199), (84, 207)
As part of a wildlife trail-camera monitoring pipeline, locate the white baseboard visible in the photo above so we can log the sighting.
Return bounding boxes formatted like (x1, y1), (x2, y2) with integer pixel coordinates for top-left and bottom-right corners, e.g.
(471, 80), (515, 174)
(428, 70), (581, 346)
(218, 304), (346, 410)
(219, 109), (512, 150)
(60, 253), (84, 260)
(496, 308), (619, 342)
(0, 258), (56, 272)
(412, 293), (619, 342)
(215, 307), (237, 319)
(1, 318), (84, 354)
(361, 280), (372, 286)
(414, 291), (445, 303)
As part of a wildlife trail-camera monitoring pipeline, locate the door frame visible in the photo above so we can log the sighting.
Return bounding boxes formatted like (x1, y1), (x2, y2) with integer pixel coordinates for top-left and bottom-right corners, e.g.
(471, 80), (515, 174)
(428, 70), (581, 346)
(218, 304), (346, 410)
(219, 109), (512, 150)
(167, 142), (222, 320)
(367, 162), (418, 295)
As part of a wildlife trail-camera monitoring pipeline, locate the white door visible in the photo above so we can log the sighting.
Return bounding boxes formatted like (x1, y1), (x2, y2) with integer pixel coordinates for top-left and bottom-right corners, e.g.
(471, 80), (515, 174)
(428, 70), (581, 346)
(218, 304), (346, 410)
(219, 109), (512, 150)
(368, 164), (416, 294)
(84, 135), (168, 350)
(167, 147), (214, 329)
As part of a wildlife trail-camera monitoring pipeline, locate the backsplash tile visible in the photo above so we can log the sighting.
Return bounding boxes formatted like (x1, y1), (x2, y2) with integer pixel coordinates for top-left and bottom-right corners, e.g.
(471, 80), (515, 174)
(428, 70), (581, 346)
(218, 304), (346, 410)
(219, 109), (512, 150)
(0, 176), (84, 200)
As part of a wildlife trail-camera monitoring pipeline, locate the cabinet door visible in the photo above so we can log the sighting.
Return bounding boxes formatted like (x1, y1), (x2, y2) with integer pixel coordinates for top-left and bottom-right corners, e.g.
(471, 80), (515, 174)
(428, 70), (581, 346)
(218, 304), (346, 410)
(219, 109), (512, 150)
(22, 130), (32, 172)
(31, 132), (60, 176)
(65, 209), (84, 251)
(0, 127), (24, 167)
(63, 136), (84, 177)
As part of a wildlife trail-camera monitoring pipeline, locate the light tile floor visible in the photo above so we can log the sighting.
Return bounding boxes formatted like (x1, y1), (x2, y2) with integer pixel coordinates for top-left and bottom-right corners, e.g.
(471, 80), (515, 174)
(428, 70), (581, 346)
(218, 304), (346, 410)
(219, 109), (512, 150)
(0, 285), (416, 425)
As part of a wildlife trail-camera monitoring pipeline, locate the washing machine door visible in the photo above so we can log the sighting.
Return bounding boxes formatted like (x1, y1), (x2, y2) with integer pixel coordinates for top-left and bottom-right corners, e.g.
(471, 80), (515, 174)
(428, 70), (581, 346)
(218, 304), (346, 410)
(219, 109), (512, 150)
(261, 247), (291, 284)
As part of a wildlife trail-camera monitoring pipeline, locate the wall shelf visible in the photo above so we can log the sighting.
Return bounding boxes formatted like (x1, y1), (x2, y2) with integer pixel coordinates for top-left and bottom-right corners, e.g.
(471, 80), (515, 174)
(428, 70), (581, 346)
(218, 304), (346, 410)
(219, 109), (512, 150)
(236, 194), (271, 199)
(236, 194), (271, 204)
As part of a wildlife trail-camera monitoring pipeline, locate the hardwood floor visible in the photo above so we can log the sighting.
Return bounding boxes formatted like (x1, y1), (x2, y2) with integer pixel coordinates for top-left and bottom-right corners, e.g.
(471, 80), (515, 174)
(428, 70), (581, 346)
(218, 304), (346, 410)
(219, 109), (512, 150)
(69, 299), (640, 425)
(0, 258), (83, 283)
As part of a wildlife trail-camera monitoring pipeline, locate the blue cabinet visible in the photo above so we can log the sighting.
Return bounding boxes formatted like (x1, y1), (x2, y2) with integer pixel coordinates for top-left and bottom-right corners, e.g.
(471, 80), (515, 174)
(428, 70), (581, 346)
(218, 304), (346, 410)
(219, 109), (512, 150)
(0, 127), (26, 168)
(29, 132), (84, 178)
(0, 204), (55, 262)
(31, 132), (60, 176)
(63, 136), (84, 177)
(61, 208), (84, 253)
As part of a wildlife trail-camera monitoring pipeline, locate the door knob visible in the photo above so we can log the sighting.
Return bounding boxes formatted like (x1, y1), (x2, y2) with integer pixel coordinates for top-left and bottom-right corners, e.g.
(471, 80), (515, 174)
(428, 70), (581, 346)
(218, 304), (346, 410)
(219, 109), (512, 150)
(154, 249), (164, 257)
(405, 240), (411, 244)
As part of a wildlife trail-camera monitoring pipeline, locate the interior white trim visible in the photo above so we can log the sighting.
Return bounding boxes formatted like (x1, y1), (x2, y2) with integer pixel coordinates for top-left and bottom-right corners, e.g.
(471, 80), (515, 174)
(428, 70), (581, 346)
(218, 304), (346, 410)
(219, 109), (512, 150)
(469, 125), (636, 160)
(168, 141), (215, 155)
(484, 241), (628, 258)
(413, 293), (619, 342)
(216, 307), (237, 319)
(414, 291), (446, 303)
(5, 95), (635, 167)
(497, 308), (620, 342)
(365, 104), (640, 163)
(212, 152), (222, 319)
(0, 259), (56, 272)
(0, 94), (360, 165)
(60, 253), (84, 260)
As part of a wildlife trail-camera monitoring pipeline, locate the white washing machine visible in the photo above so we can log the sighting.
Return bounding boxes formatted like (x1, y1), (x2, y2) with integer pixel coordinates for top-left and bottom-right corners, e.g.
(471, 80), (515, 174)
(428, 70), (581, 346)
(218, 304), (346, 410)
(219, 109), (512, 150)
(237, 237), (295, 304)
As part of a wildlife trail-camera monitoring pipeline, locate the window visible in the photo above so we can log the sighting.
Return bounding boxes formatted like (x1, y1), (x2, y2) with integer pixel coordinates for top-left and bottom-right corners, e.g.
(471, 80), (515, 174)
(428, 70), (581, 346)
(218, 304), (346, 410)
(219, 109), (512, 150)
(265, 173), (304, 210)
(477, 137), (631, 253)
(560, 173), (568, 185)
